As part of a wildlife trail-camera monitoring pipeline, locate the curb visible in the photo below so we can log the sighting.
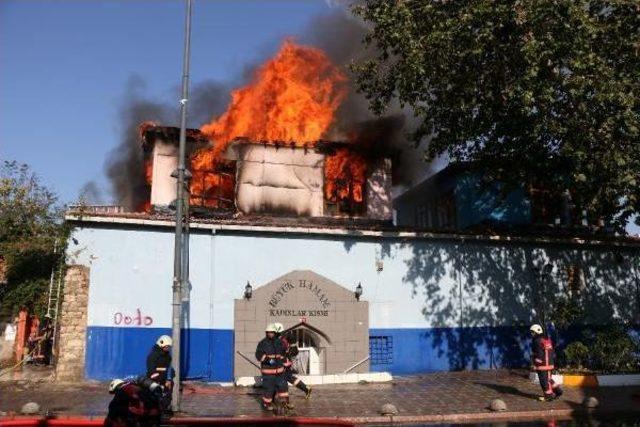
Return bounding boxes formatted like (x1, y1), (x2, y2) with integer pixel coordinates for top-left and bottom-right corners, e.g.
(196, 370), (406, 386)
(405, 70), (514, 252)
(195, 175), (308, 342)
(5, 409), (640, 426)
(529, 372), (640, 387)
(235, 372), (393, 387)
(344, 409), (576, 424)
(343, 407), (640, 424)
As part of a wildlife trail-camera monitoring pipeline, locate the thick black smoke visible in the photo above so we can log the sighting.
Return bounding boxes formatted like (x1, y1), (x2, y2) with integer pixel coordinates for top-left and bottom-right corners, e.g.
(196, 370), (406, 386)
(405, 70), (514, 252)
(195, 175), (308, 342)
(303, 9), (435, 188)
(77, 181), (103, 205)
(103, 77), (231, 209)
(104, 76), (172, 210)
(187, 80), (230, 128)
(102, 7), (432, 208)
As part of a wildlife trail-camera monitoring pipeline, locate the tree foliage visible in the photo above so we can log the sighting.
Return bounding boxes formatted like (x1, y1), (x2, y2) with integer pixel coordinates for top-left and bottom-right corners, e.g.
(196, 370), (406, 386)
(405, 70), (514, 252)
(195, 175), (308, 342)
(352, 0), (640, 231)
(0, 160), (66, 319)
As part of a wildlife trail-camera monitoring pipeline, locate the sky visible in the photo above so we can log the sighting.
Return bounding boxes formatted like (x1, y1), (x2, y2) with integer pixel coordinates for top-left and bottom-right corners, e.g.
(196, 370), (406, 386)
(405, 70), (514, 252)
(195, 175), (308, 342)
(0, 0), (333, 204)
(1, 0), (638, 235)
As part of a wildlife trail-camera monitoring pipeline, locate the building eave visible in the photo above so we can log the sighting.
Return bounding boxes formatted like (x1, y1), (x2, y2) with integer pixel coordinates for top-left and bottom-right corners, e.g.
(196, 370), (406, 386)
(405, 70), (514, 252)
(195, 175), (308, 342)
(64, 213), (640, 249)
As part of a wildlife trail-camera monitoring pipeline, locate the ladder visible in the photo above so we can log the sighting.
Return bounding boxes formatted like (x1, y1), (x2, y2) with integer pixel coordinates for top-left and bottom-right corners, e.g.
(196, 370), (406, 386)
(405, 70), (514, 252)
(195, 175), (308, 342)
(45, 240), (63, 365)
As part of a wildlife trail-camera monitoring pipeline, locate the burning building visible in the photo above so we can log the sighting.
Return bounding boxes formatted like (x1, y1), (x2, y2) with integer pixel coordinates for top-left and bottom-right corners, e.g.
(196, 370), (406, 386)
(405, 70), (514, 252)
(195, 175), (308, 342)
(138, 40), (393, 222)
(54, 39), (640, 386)
(141, 126), (393, 221)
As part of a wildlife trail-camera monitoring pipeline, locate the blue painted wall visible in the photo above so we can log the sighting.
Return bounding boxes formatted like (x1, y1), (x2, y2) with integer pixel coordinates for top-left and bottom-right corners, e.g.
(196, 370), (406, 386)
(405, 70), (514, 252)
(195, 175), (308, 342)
(85, 326), (234, 381)
(369, 326), (531, 374)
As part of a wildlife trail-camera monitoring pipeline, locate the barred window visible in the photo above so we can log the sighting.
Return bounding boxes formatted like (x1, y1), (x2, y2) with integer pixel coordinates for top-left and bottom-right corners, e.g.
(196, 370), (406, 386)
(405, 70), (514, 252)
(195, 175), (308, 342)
(369, 336), (393, 365)
(566, 265), (585, 295)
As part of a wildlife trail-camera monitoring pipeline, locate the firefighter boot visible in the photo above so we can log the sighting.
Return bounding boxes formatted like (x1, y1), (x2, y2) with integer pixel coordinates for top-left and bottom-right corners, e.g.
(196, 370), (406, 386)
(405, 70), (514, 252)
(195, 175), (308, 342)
(261, 400), (274, 412)
(553, 386), (563, 399)
(283, 398), (296, 416)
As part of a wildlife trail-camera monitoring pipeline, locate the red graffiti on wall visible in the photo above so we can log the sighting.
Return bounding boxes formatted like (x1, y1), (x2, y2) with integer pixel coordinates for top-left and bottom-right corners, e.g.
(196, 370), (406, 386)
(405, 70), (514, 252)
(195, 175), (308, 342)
(113, 308), (153, 326)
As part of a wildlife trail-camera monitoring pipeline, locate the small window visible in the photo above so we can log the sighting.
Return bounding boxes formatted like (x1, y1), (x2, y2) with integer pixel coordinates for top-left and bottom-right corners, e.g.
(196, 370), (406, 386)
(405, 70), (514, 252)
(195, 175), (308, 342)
(415, 205), (428, 228)
(369, 336), (393, 365)
(436, 191), (457, 229)
(566, 265), (585, 295)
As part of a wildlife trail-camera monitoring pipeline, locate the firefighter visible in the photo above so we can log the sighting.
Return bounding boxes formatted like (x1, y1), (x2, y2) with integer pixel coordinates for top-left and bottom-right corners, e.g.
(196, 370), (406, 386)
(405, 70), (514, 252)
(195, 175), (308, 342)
(255, 323), (290, 413)
(104, 378), (161, 427)
(530, 324), (563, 401)
(145, 335), (173, 412)
(274, 323), (312, 401)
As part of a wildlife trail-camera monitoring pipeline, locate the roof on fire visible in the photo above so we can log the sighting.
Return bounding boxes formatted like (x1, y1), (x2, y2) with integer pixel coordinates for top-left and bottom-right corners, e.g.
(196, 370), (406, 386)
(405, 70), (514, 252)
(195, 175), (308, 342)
(140, 125), (210, 152)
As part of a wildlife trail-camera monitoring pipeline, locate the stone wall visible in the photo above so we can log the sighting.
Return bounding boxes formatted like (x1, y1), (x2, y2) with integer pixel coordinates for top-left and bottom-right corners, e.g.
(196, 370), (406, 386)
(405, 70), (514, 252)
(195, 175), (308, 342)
(55, 265), (89, 381)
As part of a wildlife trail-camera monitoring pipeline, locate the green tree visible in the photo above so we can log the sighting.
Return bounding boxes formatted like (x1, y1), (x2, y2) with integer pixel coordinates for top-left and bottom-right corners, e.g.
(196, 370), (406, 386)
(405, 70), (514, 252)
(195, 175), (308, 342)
(352, 0), (640, 231)
(0, 160), (66, 320)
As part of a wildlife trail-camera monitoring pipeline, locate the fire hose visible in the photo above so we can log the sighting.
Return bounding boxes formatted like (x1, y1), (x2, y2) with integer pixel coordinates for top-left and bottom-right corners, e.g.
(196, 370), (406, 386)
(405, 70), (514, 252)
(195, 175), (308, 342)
(0, 334), (51, 379)
(0, 347), (36, 379)
(236, 351), (260, 370)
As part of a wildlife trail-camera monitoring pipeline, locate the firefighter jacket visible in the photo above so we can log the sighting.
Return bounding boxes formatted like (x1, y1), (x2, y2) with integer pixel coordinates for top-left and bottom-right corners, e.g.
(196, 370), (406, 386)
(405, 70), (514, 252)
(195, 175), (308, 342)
(108, 383), (146, 419)
(255, 336), (286, 375)
(532, 335), (555, 371)
(106, 381), (161, 426)
(146, 344), (172, 383)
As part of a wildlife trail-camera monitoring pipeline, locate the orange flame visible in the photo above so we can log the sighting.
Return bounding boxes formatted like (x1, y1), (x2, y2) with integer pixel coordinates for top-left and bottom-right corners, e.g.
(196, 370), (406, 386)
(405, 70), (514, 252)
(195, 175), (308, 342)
(191, 39), (348, 208)
(138, 200), (151, 213)
(325, 148), (367, 204)
(198, 39), (346, 156)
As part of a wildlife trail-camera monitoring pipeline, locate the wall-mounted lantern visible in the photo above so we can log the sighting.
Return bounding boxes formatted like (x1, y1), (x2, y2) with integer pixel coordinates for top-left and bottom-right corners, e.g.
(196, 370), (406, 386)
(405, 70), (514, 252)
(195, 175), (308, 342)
(355, 282), (363, 301)
(244, 281), (253, 300)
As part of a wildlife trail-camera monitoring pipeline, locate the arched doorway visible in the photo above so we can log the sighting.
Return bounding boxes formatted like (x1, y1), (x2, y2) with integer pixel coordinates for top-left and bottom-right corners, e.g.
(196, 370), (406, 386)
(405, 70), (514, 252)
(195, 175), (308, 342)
(285, 327), (321, 375)
(282, 322), (331, 375)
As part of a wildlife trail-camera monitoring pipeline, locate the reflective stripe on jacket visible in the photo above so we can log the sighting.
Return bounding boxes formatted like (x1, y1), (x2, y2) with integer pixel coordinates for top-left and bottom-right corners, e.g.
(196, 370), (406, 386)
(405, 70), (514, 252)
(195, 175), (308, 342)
(532, 336), (555, 371)
(146, 345), (172, 382)
(255, 336), (286, 374)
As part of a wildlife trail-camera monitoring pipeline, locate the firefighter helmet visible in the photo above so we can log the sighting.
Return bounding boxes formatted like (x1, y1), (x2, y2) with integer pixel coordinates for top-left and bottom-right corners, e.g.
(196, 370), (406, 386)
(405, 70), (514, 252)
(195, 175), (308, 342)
(265, 323), (278, 333)
(156, 335), (173, 347)
(109, 379), (125, 393)
(530, 324), (543, 335)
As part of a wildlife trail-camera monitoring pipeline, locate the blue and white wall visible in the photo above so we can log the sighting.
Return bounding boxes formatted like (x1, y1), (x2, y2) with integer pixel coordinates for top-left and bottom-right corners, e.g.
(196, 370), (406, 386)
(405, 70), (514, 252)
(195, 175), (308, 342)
(67, 218), (640, 381)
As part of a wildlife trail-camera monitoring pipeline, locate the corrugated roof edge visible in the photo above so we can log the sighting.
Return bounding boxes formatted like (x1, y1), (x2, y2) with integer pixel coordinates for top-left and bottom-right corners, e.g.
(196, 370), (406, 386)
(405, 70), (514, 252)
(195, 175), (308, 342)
(64, 212), (640, 248)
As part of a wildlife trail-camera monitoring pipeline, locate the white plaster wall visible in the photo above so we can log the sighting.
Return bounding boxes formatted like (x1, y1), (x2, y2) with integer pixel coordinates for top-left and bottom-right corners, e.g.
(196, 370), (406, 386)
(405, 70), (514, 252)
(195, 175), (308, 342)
(69, 225), (639, 332)
(210, 234), (442, 329)
(150, 141), (177, 207)
(234, 145), (324, 217)
(69, 228), (212, 329)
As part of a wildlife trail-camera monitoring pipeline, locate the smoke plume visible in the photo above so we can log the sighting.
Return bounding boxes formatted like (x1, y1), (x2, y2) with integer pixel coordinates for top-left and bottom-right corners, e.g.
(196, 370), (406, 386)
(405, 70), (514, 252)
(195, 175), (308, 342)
(77, 181), (103, 205)
(103, 7), (433, 208)
(187, 80), (230, 128)
(105, 76), (171, 210)
(303, 9), (433, 188)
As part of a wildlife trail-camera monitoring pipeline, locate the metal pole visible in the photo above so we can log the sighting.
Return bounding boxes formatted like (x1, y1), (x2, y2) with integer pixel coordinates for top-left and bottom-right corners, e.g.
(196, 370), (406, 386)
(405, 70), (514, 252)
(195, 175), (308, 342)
(182, 201), (190, 302)
(171, 0), (192, 412)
